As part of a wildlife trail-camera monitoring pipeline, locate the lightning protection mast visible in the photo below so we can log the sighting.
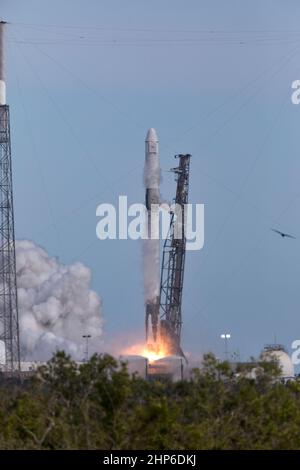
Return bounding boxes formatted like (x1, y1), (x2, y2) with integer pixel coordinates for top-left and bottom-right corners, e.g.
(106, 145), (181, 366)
(0, 21), (20, 373)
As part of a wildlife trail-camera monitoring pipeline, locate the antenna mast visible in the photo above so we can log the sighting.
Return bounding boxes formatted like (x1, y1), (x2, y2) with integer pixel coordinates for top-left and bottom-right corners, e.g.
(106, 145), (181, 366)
(0, 21), (20, 373)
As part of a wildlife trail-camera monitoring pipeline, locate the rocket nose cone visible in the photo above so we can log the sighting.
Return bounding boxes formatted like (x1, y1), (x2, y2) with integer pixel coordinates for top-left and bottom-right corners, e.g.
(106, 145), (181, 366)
(145, 128), (158, 142)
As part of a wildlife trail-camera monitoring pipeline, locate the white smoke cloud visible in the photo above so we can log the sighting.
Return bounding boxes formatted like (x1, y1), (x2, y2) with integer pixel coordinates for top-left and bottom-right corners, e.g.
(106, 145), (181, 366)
(16, 240), (103, 361)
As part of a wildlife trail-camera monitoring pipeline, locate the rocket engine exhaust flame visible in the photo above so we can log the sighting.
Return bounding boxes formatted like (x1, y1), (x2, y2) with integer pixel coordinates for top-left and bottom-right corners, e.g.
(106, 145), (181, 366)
(143, 343), (169, 363)
(121, 341), (169, 364)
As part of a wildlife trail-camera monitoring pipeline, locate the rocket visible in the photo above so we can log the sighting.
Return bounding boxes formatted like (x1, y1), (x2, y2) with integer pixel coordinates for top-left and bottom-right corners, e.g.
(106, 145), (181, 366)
(145, 128), (160, 210)
(144, 128), (160, 345)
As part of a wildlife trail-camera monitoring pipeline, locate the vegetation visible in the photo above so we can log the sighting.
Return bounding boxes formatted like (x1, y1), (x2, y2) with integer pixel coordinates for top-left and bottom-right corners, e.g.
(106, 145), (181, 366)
(0, 351), (299, 449)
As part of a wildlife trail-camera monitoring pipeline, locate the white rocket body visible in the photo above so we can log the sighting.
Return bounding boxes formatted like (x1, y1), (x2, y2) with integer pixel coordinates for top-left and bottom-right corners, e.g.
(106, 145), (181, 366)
(144, 128), (160, 343)
(145, 128), (160, 210)
(0, 22), (6, 105)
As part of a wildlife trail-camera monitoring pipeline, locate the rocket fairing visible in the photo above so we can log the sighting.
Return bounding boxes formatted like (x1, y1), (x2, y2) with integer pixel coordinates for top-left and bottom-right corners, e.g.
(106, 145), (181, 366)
(144, 128), (160, 345)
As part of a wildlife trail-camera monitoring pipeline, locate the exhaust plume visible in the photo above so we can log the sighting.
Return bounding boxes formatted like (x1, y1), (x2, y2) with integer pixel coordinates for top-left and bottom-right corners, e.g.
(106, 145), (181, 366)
(16, 240), (103, 361)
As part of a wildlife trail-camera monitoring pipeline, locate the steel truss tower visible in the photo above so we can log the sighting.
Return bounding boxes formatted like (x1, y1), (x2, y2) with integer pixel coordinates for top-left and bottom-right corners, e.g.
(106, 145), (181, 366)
(0, 22), (20, 373)
(159, 154), (191, 356)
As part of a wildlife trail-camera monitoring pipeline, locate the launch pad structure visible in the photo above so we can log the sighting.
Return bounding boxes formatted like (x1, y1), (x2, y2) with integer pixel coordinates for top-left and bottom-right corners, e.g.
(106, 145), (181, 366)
(0, 21), (20, 373)
(145, 148), (191, 359)
(159, 154), (191, 357)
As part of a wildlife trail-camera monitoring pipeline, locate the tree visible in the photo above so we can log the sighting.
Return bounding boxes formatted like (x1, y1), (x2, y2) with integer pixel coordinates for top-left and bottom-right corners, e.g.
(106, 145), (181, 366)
(0, 351), (300, 449)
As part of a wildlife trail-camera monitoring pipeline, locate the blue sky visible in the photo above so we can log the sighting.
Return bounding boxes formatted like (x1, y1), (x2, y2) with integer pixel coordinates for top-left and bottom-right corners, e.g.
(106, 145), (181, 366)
(3, 0), (300, 363)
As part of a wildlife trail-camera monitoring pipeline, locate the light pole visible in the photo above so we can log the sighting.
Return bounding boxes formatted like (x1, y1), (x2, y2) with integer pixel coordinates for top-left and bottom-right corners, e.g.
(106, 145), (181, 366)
(82, 334), (91, 362)
(220, 333), (231, 360)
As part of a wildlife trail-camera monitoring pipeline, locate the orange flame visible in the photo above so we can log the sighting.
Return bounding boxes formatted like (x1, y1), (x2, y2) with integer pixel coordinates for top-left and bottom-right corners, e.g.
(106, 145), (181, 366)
(141, 344), (168, 363)
(121, 342), (168, 363)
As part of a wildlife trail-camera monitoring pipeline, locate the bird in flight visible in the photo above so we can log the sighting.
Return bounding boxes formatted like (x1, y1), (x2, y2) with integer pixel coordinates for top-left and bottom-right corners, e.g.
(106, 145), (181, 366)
(271, 228), (296, 239)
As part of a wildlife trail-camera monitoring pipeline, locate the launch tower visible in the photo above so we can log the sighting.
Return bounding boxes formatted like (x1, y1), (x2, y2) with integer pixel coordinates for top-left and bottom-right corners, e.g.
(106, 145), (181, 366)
(0, 21), (20, 372)
(159, 154), (191, 356)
